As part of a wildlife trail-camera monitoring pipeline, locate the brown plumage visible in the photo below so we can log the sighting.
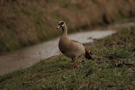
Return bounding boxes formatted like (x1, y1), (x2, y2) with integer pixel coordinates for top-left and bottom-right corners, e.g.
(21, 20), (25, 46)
(57, 21), (93, 69)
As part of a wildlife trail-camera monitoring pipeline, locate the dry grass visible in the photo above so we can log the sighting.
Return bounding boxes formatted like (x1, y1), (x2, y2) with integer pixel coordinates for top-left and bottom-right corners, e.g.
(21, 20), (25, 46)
(0, 0), (135, 54)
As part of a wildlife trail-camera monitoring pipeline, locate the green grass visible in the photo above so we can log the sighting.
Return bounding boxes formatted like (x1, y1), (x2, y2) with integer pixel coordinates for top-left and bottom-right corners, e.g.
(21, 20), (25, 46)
(0, 27), (135, 90)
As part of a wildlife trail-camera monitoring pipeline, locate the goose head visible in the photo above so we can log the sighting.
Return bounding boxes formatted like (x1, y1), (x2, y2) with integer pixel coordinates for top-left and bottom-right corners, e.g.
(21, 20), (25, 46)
(57, 21), (65, 29)
(57, 21), (67, 34)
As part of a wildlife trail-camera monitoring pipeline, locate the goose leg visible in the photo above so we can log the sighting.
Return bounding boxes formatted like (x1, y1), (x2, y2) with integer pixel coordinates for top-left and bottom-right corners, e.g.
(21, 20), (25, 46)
(72, 57), (78, 69)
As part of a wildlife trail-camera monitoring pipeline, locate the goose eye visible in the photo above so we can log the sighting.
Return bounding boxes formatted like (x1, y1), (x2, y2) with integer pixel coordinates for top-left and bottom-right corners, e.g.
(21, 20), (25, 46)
(59, 21), (64, 26)
(60, 22), (64, 25)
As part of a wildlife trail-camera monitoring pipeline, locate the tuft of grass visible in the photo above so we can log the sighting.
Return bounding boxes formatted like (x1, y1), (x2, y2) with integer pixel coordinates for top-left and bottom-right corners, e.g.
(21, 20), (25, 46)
(104, 48), (134, 59)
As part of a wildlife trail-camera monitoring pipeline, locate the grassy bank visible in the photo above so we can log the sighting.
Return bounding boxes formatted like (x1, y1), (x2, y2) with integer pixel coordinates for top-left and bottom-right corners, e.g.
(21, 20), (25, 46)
(0, 0), (135, 54)
(0, 26), (135, 90)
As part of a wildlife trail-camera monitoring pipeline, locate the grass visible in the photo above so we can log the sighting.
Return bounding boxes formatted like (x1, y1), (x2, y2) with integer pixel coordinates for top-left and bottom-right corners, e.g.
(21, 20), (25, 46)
(0, 0), (135, 54)
(0, 26), (135, 90)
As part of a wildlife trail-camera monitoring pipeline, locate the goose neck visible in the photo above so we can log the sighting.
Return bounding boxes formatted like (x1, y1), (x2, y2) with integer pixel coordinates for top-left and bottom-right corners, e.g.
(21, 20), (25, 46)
(62, 25), (68, 36)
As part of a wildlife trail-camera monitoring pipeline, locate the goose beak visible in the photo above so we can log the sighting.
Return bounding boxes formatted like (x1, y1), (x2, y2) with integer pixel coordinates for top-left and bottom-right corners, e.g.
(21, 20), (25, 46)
(57, 25), (61, 29)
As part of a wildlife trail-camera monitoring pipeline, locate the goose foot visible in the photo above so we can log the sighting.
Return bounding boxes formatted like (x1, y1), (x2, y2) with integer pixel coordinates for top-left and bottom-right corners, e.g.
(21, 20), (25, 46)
(72, 58), (78, 69)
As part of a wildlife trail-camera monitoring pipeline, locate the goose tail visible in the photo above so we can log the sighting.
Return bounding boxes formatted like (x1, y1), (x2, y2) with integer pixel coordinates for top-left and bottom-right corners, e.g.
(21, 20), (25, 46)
(85, 49), (93, 59)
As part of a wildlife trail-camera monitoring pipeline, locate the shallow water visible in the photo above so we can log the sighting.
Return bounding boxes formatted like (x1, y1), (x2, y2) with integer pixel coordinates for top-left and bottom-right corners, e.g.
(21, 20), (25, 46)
(0, 21), (135, 75)
(0, 30), (115, 75)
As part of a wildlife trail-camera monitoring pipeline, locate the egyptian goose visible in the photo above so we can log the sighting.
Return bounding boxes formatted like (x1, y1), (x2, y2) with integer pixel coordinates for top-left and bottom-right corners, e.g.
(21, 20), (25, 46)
(57, 21), (92, 69)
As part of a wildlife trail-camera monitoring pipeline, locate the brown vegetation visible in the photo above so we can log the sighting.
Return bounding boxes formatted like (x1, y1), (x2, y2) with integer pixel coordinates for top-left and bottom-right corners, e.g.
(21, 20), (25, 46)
(0, 0), (135, 54)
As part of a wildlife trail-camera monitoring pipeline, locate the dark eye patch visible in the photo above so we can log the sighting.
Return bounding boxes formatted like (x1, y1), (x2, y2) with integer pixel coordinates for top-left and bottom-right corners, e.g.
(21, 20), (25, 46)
(59, 21), (64, 25)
